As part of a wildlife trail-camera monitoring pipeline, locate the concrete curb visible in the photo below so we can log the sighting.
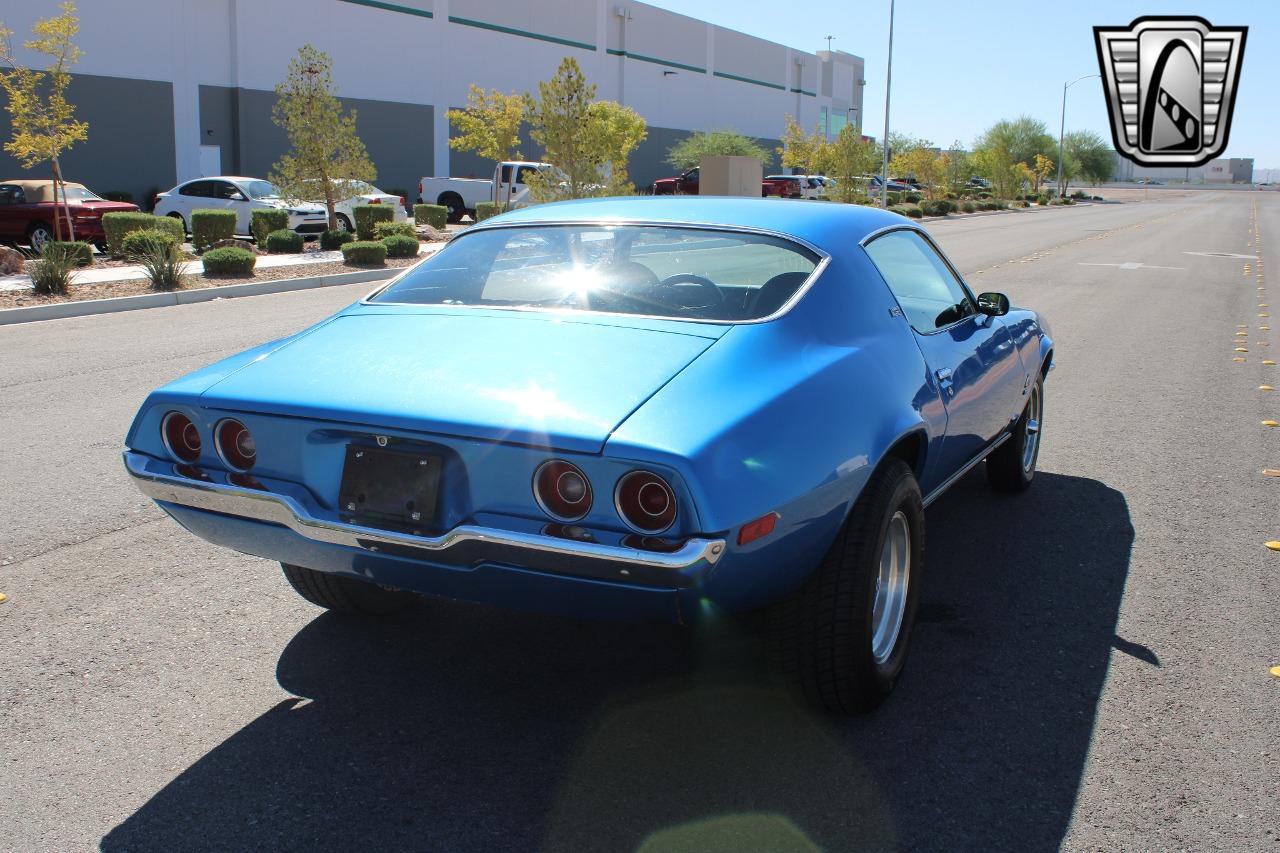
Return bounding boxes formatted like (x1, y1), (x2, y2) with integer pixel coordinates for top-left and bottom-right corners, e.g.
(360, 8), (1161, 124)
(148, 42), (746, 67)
(0, 267), (397, 327)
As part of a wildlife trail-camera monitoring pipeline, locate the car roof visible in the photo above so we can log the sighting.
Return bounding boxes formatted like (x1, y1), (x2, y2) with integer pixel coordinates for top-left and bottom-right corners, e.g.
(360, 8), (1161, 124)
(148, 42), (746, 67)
(482, 196), (907, 254)
(0, 179), (89, 202)
(181, 176), (265, 184)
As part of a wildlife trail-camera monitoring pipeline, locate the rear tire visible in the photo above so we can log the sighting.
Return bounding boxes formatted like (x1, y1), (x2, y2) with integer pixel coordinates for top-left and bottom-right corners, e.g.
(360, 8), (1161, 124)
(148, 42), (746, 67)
(772, 458), (925, 714)
(281, 563), (416, 616)
(440, 193), (465, 224)
(334, 213), (352, 233)
(986, 375), (1043, 492)
(166, 211), (187, 236)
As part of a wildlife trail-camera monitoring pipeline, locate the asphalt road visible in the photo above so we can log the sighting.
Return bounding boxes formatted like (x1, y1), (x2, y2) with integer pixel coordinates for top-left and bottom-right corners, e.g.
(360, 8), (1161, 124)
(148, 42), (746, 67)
(1, 190), (1277, 852)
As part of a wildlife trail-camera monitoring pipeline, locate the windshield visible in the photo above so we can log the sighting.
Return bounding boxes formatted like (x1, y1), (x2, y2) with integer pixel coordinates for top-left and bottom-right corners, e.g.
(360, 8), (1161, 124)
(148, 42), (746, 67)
(240, 180), (279, 199)
(62, 186), (104, 202)
(372, 224), (821, 321)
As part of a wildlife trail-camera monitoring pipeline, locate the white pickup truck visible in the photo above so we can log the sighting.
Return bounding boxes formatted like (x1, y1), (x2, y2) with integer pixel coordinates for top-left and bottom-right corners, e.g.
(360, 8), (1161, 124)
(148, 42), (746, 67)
(418, 161), (551, 223)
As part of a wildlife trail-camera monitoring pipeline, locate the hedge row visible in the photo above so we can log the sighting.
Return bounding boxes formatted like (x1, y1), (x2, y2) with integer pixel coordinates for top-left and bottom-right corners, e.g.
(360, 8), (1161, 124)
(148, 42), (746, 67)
(413, 204), (447, 230)
(265, 229), (304, 254)
(191, 209), (236, 250)
(341, 240), (387, 266)
(354, 204), (394, 240)
(251, 209), (289, 245)
(48, 240), (93, 267)
(101, 212), (184, 256)
(202, 247), (257, 276)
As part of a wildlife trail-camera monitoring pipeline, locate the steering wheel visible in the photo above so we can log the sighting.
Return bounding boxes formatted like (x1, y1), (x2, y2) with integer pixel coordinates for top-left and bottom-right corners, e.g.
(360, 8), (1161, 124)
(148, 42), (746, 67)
(649, 274), (724, 311)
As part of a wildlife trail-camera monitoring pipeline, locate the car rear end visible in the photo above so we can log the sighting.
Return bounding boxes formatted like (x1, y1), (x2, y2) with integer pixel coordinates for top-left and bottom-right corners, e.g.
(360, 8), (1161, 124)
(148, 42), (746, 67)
(354, 192), (407, 222)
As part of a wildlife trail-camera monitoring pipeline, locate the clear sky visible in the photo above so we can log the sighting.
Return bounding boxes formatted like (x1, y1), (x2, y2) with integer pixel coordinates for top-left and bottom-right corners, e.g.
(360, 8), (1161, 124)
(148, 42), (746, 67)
(645, 0), (1277, 173)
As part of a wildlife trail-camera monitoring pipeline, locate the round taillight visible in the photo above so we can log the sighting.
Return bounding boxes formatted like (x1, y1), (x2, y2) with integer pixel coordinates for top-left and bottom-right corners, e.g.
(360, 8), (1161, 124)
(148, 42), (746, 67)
(161, 412), (201, 463)
(533, 460), (592, 522)
(615, 470), (677, 534)
(215, 419), (256, 471)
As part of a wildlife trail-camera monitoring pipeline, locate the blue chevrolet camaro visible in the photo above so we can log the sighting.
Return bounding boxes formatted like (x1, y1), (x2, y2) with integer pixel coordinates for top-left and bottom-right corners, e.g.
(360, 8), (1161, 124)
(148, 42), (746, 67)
(125, 197), (1053, 713)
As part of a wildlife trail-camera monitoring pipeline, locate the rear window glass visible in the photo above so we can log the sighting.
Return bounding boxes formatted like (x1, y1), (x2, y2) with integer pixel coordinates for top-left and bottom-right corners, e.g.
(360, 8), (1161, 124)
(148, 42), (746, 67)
(372, 225), (821, 321)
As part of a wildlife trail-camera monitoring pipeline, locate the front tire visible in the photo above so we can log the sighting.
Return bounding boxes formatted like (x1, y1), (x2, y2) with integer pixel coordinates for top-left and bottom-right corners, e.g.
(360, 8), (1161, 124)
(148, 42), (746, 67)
(334, 213), (353, 233)
(27, 223), (53, 252)
(772, 458), (925, 714)
(986, 375), (1043, 492)
(281, 563), (416, 616)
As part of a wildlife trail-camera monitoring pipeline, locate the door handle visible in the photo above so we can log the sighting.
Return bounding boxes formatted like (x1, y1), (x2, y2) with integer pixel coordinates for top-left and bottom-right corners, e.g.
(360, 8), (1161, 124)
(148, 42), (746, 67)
(935, 367), (953, 383)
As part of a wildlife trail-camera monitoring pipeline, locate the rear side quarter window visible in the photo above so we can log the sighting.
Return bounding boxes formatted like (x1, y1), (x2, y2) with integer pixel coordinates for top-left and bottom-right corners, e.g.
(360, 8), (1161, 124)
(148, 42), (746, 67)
(864, 229), (976, 333)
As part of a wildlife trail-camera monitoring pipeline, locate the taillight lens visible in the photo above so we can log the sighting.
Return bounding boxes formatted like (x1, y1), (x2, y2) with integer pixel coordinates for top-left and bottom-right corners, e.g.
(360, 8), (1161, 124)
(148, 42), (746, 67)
(533, 460), (592, 521)
(615, 470), (677, 534)
(398, 196), (405, 208)
(161, 412), (201, 463)
(214, 419), (256, 471)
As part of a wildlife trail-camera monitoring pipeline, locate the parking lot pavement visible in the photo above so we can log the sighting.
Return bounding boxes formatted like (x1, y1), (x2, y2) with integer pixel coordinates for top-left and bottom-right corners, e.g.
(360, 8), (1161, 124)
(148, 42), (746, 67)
(0, 191), (1277, 851)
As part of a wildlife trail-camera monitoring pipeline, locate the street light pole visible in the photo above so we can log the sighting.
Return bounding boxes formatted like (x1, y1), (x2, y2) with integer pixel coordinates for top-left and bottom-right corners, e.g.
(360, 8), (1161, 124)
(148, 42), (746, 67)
(1056, 73), (1099, 197)
(881, 0), (894, 207)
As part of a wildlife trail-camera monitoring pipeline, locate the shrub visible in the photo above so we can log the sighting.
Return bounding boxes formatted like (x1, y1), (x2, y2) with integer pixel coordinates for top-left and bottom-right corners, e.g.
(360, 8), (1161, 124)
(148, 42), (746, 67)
(961, 200), (976, 213)
(373, 221), (416, 240)
(413, 204), (447, 230)
(885, 192), (902, 206)
(382, 234), (419, 258)
(888, 204), (923, 219)
(977, 191), (992, 199)
(904, 191), (923, 204)
(202, 247), (257, 276)
(942, 191), (958, 200)
(48, 240), (93, 266)
(920, 199), (955, 217)
(474, 201), (500, 222)
(131, 234), (187, 290)
(121, 229), (181, 260)
(102, 212), (183, 256)
(341, 240), (387, 266)
(320, 228), (355, 251)
(250, 208), (289, 245)
(28, 242), (80, 295)
(265, 228), (304, 254)
(979, 200), (998, 211)
(354, 204), (393, 240)
(190, 209), (237, 249)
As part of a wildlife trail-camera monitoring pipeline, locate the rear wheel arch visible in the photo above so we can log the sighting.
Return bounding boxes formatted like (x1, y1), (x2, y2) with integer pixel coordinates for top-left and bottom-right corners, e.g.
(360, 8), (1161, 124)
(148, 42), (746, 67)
(882, 428), (928, 484)
(1040, 348), (1054, 378)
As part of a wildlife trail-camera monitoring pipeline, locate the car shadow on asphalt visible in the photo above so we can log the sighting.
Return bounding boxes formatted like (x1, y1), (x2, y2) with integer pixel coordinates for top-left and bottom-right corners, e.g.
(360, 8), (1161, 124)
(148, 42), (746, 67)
(100, 471), (1133, 853)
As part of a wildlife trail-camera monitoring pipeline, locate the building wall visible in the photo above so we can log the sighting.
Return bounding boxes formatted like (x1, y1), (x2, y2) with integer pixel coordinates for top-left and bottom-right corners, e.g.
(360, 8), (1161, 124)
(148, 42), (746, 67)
(0, 0), (863, 201)
(0, 73), (177, 206)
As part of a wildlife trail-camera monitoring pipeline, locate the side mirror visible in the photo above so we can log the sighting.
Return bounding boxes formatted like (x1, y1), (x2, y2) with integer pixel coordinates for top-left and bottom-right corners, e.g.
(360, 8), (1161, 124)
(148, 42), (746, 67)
(228, 192), (245, 201)
(976, 291), (1010, 316)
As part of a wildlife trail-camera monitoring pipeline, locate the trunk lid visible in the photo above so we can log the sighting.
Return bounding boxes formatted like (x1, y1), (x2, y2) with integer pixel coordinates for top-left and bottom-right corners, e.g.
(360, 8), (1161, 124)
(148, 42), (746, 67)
(199, 311), (722, 453)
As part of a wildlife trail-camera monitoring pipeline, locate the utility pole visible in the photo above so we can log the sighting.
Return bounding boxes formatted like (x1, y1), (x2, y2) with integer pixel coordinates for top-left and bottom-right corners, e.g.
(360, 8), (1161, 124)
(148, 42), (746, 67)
(1057, 73), (1099, 197)
(881, 0), (894, 207)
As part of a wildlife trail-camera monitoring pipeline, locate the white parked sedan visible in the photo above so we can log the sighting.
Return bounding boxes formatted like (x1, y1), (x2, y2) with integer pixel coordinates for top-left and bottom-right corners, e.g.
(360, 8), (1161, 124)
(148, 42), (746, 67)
(153, 177), (328, 238)
(306, 180), (407, 233)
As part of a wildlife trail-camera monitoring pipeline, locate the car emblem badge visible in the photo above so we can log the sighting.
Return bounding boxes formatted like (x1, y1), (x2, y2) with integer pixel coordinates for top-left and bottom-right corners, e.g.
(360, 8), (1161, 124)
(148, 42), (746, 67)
(1094, 16), (1247, 167)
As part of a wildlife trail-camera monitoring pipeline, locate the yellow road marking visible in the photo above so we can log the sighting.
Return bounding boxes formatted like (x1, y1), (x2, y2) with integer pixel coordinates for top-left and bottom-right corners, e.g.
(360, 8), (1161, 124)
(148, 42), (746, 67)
(1264, 420), (1280, 428)
(1267, 541), (1280, 551)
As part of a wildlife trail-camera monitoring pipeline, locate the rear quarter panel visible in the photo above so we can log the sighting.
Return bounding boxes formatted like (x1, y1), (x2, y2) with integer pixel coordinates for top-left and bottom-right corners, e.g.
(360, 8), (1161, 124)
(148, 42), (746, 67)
(607, 248), (940, 610)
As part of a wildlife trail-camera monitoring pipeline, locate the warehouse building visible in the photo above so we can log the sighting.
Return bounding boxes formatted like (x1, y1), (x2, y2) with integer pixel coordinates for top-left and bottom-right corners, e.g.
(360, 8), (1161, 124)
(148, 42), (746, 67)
(0, 0), (866, 205)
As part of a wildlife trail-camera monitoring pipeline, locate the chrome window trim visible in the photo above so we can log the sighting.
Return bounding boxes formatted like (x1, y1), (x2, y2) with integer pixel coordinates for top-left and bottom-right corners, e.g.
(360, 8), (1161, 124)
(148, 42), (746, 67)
(361, 219), (832, 326)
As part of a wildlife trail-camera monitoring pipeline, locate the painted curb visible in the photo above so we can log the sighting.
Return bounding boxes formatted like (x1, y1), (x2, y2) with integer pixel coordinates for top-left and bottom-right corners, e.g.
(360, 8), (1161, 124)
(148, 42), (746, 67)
(0, 267), (398, 327)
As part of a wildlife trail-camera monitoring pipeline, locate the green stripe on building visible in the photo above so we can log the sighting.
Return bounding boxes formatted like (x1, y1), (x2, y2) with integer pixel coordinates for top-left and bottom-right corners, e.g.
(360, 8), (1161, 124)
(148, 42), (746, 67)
(337, 0), (432, 18)
(448, 16), (595, 51)
(790, 87), (817, 97)
(713, 70), (786, 91)
(605, 49), (706, 74)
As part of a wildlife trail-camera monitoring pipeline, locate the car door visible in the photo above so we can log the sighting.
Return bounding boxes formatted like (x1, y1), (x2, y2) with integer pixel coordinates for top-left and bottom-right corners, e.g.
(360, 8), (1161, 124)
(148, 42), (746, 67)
(173, 180), (213, 226)
(206, 180), (250, 233)
(863, 227), (1027, 490)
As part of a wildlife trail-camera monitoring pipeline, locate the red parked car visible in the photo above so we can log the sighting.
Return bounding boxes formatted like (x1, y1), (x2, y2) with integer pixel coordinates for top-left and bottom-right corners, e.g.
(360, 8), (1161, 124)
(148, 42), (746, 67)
(651, 167), (792, 197)
(0, 179), (139, 251)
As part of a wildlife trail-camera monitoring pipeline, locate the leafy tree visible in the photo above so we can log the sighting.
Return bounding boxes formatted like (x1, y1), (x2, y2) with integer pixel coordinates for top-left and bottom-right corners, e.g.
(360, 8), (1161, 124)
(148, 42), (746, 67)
(1032, 153), (1055, 194)
(890, 141), (945, 198)
(667, 129), (772, 172)
(586, 98), (647, 195)
(0, 1), (88, 241)
(1060, 129), (1112, 190)
(447, 84), (525, 204)
(814, 124), (879, 203)
(778, 115), (823, 174)
(269, 44), (376, 230)
(942, 142), (972, 194)
(971, 143), (1019, 199)
(974, 116), (1055, 167)
(524, 57), (646, 202)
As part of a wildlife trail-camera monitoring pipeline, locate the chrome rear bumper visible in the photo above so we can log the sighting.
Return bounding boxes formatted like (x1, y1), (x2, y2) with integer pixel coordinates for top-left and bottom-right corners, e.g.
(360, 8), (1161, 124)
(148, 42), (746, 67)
(124, 452), (725, 587)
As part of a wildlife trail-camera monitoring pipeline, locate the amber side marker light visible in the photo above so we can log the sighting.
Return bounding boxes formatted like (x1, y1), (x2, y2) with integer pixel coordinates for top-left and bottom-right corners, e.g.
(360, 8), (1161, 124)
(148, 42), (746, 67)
(738, 512), (780, 546)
